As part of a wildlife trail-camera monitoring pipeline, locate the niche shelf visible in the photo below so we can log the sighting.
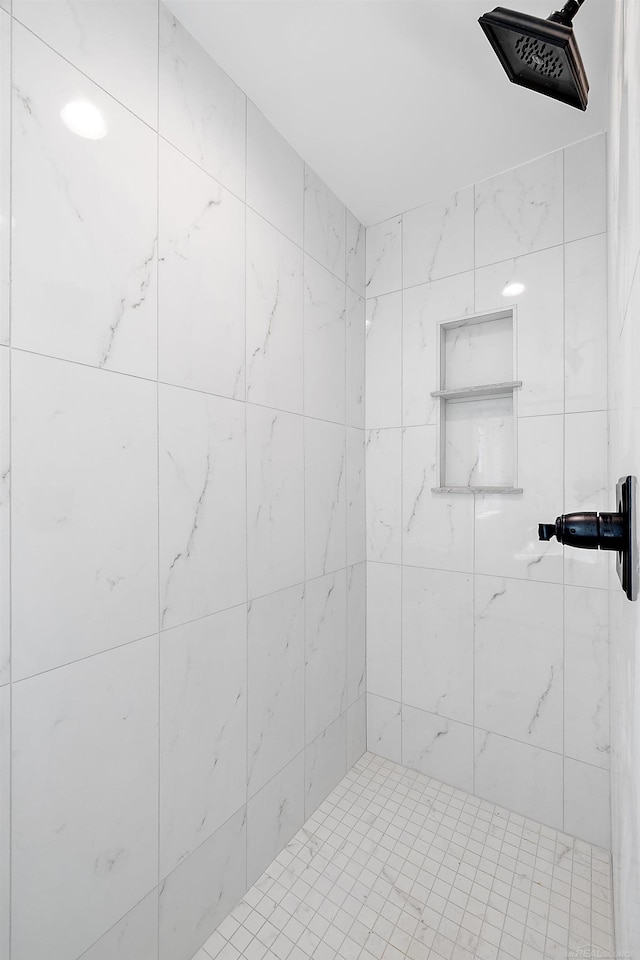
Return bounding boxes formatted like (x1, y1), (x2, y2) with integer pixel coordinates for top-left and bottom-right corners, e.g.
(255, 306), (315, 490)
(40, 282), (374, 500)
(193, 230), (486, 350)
(431, 309), (522, 494)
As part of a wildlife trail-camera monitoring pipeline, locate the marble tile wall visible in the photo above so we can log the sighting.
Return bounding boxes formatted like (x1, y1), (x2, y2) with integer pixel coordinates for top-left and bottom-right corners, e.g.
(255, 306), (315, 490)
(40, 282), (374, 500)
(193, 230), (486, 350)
(607, 1), (640, 953)
(0, 4), (366, 960)
(364, 134), (611, 851)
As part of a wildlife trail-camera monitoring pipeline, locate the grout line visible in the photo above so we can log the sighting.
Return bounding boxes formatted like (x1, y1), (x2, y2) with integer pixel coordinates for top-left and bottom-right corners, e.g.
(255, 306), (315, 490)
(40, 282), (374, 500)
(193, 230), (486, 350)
(399, 212), (404, 768)
(243, 90), (249, 894)
(155, 1), (161, 949)
(561, 145), (567, 838)
(7, 8), (13, 958)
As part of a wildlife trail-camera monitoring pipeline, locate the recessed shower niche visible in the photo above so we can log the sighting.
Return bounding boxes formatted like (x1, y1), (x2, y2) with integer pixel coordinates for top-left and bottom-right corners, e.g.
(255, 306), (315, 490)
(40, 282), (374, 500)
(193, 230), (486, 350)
(431, 309), (522, 493)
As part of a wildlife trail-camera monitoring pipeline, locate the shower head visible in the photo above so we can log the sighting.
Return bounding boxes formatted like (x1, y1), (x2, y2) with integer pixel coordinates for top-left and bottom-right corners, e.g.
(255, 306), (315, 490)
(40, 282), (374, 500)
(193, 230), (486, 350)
(478, 1), (589, 110)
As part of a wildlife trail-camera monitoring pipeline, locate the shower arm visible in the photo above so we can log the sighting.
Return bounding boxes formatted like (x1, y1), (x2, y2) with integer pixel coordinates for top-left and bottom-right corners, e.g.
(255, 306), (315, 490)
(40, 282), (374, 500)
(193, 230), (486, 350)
(548, 0), (587, 27)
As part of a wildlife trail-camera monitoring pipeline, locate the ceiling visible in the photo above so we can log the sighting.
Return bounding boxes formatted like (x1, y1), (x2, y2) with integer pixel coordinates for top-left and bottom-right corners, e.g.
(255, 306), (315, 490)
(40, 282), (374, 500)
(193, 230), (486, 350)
(165, 0), (613, 225)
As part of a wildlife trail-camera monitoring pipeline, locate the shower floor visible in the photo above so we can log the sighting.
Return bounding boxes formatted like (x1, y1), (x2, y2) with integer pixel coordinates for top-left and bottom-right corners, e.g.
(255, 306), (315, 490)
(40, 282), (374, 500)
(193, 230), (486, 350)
(192, 753), (614, 960)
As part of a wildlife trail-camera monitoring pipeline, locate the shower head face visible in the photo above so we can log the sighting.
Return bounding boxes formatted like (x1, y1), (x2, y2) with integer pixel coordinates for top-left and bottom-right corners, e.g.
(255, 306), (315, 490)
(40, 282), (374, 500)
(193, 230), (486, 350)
(479, 7), (589, 110)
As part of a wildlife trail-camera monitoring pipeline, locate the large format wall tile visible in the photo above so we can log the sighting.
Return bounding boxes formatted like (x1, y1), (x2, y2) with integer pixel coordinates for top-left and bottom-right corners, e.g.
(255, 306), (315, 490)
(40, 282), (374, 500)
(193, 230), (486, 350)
(159, 141), (245, 399)
(346, 562), (366, 707)
(402, 272), (475, 427)
(475, 150), (563, 267)
(159, 5), (245, 198)
(0, 10), (8, 344)
(347, 695), (366, 768)
(346, 289), (365, 428)
(0, 346), (8, 685)
(475, 245), (564, 418)
(160, 605), (247, 879)
(246, 101), (304, 246)
(564, 758), (611, 848)
(13, 0), (159, 127)
(474, 729), (563, 830)
(346, 210), (365, 297)
(246, 209), (304, 414)
(304, 166), (345, 280)
(12, 638), (159, 960)
(305, 570), (347, 744)
(12, 353), (158, 680)
(403, 187), (474, 288)
(159, 385), (246, 631)
(366, 561), (401, 702)
(304, 255), (346, 423)
(12, 26), (158, 378)
(247, 584), (305, 796)
(475, 576), (563, 753)
(565, 233), (608, 415)
(365, 216), (402, 298)
(366, 428), (402, 563)
(564, 586), (610, 769)
(402, 568), (473, 724)
(365, 292), (402, 428)
(78, 891), (158, 960)
(247, 753), (305, 886)
(402, 705), (474, 793)
(564, 133), (607, 243)
(158, 806), (246, 960)
(305, 419), (346, 580)
(0, 684), (8, 960)
(402, 425), (474, 572)
(346, 427), (365, 566)
(304, 713), (347, 817)
(367, 694), (401, 763)
(564, 411), (609, 588)
(246, 405), (305, 598)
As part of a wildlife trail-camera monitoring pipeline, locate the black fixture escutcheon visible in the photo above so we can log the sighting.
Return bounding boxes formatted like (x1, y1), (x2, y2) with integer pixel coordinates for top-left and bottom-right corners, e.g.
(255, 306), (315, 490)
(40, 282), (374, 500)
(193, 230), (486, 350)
(538, 475), (638, 600)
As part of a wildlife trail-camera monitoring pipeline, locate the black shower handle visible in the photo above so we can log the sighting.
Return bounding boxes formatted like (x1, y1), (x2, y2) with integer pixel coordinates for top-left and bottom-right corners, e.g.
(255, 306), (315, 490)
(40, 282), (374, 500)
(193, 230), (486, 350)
(538, 511), (625, 551)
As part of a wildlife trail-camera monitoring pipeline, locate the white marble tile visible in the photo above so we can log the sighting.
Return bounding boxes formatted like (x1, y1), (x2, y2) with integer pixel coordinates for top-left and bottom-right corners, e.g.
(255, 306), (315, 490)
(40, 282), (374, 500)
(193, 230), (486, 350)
(160, 606), (247, 879)
(0, 0), (8, 13)
(347, 562), (366, 707)
(403, 187), (474, 287)
(474, 729), (563, 831)
(159, 5), (245, 197)
(346, 210), (365, 297)
(78, 890), (158, 960)
(367, 694), (401, 763)
(366, 428), (402, 564)
(475, 245), (564, 417)
(475, 576), (564, 752)
(475, 415), (564, 584)
(365, 216), (402, 299)
(12, 638), (159, 960)
(444, 313), (513, 389)
(304, 419), (346, 580)
(304, 165), (345, 280)
(246, 405), (305, 599)
(0, 347), (8, 685)
(159, 385), (246, 631)
(158, 806), (246, 960)
(158, 140), (245, 399)
(565, 233), (608, 415)
(347, 695), (366, 769)
(304, 714), (347, 818)
(346, 288), (365, 428)
(402, 425), (474, 572)
(0, 684), (8, 960)
(402, 567), (473, 724)
(564, 134), (607, 243)
(304, 255), (346, 423)
(346, 427), (365, 566)
(403, 272), (475, 427)
(11, 353), (158, 680)
(247, 753), (305, 886)
(246, 101), (303, 246)
(246, 208), (304, 414)
(366, 291), (402, 428)
(564, 759), (611, 848)
(0, 10), (9, 345)
(564, 411), (609, 589)
(475, 150), (563, 267)
(305, 570), (347, 744)
(13, 0), (158, 127)
(366, 561), (401, 702)
(12, 26), (158, 378)
(564, 586), (610, 769)
(402, 705), (473, 793)
(247, 583), (305, 796)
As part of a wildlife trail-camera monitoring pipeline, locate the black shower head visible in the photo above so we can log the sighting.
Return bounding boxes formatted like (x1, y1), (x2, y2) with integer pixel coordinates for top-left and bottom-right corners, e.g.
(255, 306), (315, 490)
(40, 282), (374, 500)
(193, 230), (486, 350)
(478, 2), (589, 110)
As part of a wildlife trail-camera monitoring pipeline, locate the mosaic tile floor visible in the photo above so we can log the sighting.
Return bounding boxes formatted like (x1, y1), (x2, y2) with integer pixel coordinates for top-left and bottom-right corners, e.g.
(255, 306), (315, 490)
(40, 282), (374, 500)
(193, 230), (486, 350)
(192, 753), (614, 960)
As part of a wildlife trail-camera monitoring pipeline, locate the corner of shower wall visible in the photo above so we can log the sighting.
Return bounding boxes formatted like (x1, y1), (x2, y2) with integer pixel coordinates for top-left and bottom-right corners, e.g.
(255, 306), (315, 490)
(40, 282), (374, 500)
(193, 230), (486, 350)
(0, 3), (368, 959)
(363, 133), (611, 852)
